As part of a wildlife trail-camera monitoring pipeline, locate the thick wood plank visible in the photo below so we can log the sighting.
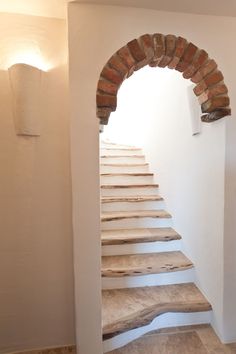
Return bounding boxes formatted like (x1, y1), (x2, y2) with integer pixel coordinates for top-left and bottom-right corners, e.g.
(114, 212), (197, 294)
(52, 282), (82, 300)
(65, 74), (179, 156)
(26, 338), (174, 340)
(101, 155), (145, 158)
(102, 283), (211, 337)
(101, 228), (181, 245)
(102, 251), (193, 277)
(101, 173), (153, 176)
(101, 209), (170, 222)
(101, 163), (149, 167)
(101, 195), (163, 203)
(101, 184), (159, 190)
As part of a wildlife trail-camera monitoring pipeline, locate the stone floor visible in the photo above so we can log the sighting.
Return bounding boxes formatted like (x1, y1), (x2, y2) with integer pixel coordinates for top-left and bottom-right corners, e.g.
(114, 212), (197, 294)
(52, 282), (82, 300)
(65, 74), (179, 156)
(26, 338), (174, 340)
(108, 324), (236, 354)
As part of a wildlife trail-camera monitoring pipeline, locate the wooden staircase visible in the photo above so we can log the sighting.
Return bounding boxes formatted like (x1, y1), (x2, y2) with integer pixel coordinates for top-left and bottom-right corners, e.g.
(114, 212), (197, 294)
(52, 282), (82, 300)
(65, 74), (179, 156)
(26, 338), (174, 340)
(100, 141), (212, 353)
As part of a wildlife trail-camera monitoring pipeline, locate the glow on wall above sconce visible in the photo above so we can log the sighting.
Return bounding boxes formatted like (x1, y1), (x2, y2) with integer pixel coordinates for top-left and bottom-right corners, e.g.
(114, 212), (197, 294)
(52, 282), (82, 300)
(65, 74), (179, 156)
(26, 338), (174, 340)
(8, 63), (43, 136)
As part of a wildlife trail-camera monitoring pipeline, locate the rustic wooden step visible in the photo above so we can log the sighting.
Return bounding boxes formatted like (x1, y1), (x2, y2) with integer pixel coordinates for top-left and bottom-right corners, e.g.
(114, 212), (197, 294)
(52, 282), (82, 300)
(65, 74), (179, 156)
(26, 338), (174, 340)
(101, 163), (149, 167)
(101, 155), (145, 158)
(101, 173), (153, 177)
(102, 283), (211, 338)
(101, 184), (159, 190)
(101, 210), (170, 222)
(101, 228), (181, 245)
(101, 142), (138, 148)
(102, 195), (163, 204)
(101, 147), (141, 151)
(102, 251), (193, 277)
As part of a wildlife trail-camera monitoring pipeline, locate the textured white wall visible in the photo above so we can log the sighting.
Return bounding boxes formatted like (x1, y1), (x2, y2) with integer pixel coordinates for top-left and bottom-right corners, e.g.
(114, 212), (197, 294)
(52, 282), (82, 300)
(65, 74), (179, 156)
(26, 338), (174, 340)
(0, 13), (75, 353)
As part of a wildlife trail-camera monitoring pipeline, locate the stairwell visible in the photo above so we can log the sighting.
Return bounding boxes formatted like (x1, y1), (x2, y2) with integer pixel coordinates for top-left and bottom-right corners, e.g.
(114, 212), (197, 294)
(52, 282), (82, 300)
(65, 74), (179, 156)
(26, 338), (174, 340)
(100, 141), (212, 353)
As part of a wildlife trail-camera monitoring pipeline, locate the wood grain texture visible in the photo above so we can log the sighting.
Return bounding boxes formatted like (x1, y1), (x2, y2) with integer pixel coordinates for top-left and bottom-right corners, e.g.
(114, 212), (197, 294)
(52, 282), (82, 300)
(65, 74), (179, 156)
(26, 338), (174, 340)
(100, 163), (149, 167)
(101, 184), (159, 189)
(102, 251), (193, 277)
(101, 155), (145, 158)
(101, 173), (153, 176)
(101, 227), (181, 245)
(101, 195), (163, 203)
(102, 283), (211, 337)
(101, 209), (170, 222)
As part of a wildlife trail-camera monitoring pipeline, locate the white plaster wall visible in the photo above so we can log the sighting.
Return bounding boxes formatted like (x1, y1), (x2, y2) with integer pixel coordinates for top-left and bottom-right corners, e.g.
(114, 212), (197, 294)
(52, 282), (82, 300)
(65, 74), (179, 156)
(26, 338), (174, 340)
(68, 3), (236, 350)
(0, 13), (75, 352)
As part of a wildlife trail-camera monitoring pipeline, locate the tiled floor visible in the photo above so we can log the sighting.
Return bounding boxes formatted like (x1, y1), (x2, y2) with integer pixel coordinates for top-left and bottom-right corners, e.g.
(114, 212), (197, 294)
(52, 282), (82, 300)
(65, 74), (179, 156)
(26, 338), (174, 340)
(108, 324), (236, 354)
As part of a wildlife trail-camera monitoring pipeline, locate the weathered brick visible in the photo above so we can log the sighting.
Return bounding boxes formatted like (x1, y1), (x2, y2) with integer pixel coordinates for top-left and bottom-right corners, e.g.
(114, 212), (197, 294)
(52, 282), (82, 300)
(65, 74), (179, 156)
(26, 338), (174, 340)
(96, 94), (117, 110)
(97, 107), (111, 123)
(159, 34), (176, 68)
(101, 65), (124, 85)
(97, 79), (119, 96)
(109, 54), (129, 76)
(149, 33), (165, 67)
(176, 42), (198, 72)
(127, 39), (146, 62)
(117, 46), (136, 71)
(194, 80), (208, 96)
(191, 59), (217, 83)
(201, 95), (230, 113)
(204, 70), (223, 88)
(138, 34), (155, 60)
(183, 49), (208, 79)
(198, 84), (228, 104)
(168, 36), (187, 69)
(97, 107), (112, 119)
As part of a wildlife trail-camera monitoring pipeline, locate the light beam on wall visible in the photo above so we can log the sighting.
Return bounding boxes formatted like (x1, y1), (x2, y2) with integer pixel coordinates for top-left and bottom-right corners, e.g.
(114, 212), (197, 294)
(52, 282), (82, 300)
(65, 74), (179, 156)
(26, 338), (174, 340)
(8, 63), (43, 136)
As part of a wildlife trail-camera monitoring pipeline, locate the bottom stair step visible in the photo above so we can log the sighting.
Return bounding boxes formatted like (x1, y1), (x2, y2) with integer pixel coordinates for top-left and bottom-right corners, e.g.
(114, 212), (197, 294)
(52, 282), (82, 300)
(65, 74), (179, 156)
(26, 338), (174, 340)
(102, 283), (212, 338)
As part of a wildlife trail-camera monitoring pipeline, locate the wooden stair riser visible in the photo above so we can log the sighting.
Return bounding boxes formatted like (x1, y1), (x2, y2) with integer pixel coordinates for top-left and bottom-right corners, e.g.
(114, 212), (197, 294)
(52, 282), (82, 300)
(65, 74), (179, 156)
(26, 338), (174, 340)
(102, 218), (173, 230)
(103, 312), (212, 353)
(100, 149), (143, 156)
(101, 175), (154, 185)
(102, 268), (196, 290)
(101, 186), (159, 197)
(101, 164), (149, 174)
(102, 239), (182, 256)
(101, 200), (166, 212)
(101, 156), (146, 164)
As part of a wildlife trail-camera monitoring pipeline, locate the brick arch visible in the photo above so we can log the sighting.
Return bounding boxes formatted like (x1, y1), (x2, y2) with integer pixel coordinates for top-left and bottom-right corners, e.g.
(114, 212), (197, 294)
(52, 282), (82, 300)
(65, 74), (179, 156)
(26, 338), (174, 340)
(96, 34), (231, 124)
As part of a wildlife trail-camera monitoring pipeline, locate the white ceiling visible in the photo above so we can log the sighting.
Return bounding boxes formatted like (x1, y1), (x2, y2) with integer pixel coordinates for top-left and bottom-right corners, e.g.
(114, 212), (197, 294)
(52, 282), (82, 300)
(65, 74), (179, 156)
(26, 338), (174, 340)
(1, 0), (236, 19)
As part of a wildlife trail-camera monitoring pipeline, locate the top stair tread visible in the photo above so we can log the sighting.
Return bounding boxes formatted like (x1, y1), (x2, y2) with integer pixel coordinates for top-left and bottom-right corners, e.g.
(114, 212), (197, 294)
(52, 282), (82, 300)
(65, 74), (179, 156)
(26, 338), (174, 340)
(101, 227), (181, 245)
(100, 141), (138, 150)
(102, 283), (212, 337)
(101, 163), (149, 167)
(102, 251), (193, 277)
(101, 155), (145, 158)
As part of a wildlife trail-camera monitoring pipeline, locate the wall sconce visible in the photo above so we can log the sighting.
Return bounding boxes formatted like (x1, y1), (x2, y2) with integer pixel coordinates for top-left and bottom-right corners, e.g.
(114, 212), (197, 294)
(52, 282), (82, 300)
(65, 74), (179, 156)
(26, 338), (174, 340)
(8, 63), (42, 136)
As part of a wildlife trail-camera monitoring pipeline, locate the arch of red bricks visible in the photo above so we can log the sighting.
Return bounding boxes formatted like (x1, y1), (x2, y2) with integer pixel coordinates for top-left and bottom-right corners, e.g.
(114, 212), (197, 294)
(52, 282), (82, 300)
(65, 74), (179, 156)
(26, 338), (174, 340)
(96, 34), (231, 124)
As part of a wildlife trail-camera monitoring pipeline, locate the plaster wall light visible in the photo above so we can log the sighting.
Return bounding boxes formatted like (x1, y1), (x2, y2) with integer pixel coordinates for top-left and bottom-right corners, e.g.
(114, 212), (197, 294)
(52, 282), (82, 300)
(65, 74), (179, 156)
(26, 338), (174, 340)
(8, 63), (42, 136)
